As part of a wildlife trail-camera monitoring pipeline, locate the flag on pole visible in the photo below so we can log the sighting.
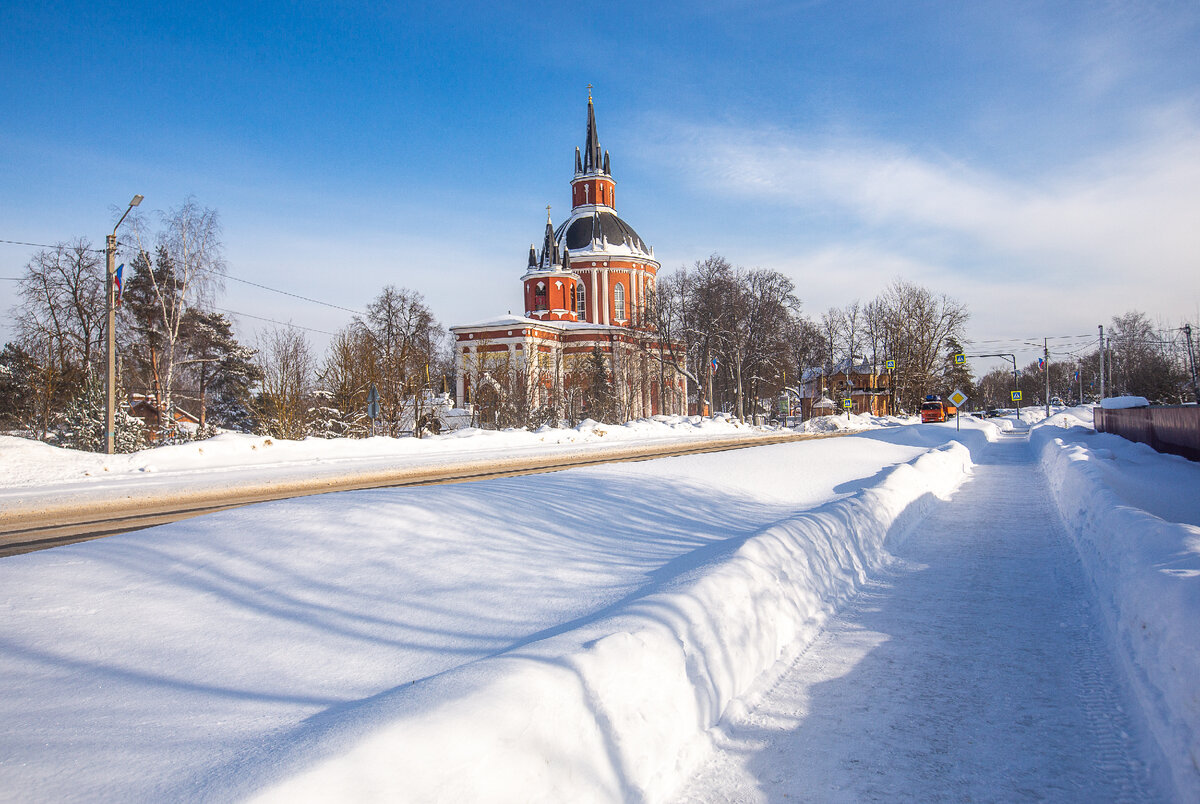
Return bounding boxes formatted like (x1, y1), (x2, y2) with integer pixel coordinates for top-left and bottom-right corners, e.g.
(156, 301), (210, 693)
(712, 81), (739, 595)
(1038, 357), (1045, 371)
(114, 263), (124, 307)
(710, 357), (718, 374)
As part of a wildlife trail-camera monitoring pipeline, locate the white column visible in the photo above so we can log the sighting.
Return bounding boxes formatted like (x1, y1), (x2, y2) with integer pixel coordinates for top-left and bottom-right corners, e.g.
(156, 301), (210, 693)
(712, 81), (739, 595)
(590, 270), (598, 324)
(457, 347), (468, 406)
(602, 266), (610, 324)
(630, 268), (638, 323)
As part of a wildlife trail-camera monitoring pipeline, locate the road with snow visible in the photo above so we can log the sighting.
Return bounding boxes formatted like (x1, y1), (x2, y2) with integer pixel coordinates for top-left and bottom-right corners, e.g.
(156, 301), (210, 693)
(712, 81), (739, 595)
(675, 426), (1163, 802)
(2, 412), (1195, 801)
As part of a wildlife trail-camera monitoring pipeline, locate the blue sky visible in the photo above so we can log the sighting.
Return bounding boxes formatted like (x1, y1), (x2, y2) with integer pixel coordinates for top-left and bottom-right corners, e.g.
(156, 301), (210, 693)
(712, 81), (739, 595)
(3, 1), (1199, 372)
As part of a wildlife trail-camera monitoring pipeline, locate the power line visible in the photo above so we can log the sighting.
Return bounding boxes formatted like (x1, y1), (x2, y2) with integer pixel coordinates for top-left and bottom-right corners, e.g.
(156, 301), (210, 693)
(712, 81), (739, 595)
(215, 306), (337, 336)
(221, 274), (364, 316)
(0, 238), (105, 253)
(6, 235), (364, 317)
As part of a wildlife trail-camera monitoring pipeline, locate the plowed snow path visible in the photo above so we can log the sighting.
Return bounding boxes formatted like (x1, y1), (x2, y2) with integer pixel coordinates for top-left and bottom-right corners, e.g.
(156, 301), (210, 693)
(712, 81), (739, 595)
(675, 434), (1163, 802)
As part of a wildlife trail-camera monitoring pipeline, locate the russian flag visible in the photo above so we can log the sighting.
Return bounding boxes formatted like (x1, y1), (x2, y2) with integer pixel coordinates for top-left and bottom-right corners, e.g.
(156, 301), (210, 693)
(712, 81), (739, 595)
(1038, 357), (1045, 371)
(710, 356), (718, 373)
(114, 263), (124, 307)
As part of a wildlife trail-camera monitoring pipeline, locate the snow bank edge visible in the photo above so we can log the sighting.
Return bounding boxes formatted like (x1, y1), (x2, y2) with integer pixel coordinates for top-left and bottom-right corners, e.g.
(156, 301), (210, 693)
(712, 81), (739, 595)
(239, 439), (976, 803)
(1035, 428), (1200, 801)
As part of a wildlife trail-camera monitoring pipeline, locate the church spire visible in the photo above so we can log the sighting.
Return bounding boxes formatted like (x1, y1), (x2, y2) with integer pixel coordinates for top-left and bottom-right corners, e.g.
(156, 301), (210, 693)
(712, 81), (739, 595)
(570, 89), (617, 210)
(583, 91), (604, 175)
(539, 205), (557, 268)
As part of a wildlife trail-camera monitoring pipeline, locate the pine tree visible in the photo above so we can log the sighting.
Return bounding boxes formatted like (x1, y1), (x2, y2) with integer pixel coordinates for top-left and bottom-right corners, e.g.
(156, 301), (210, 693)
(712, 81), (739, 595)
(0, 342), (38, 430)
(582, 346), (616, 423)
(180, 309), (261, 429)
(306, 389), (370, 438)
(57, 380), (148, 453)
(940, 337), (975, 399)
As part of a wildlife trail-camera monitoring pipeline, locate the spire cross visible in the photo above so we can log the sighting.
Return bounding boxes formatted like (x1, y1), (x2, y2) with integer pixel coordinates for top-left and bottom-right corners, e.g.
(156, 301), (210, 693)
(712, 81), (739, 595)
(545, 204), (552, 222)
(587, 83), (593, 100)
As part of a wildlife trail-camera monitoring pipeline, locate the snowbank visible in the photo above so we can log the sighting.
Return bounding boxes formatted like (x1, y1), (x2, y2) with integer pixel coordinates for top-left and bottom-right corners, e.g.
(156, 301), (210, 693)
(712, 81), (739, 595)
(1100, 396), (1150, 409)
(795, 412), (914, 434)
(1034, 423), (1200, 800)
(244, 439), (978, 802)
(0, 416), (764, 491)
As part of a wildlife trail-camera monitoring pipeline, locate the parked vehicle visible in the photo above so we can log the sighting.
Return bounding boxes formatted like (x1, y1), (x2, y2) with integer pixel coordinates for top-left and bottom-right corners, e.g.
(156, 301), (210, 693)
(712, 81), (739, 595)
(920, 395), (957, 423)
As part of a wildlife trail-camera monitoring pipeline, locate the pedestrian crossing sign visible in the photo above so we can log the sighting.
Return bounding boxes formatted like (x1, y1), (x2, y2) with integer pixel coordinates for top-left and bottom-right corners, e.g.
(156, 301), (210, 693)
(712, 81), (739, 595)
(886, 359), (895, 370)
(1011, 390), (1022, 402)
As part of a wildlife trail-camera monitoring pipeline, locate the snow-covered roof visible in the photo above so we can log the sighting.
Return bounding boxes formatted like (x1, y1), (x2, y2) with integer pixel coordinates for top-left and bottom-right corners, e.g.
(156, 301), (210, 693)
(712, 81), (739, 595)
(1099, 396), (1150, 409)
(555, 208), (655, 261)
(450, 314), (629, 335)
(450, 314), (543, 330)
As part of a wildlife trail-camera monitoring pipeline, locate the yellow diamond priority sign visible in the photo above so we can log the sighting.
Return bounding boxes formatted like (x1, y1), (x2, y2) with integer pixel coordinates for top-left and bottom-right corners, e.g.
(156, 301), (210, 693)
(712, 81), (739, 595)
(948, 389), (968, 408)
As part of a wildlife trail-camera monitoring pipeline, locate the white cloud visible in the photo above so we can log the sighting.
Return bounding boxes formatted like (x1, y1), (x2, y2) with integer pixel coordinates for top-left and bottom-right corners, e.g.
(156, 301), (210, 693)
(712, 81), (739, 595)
(648, 108), (1200, 337)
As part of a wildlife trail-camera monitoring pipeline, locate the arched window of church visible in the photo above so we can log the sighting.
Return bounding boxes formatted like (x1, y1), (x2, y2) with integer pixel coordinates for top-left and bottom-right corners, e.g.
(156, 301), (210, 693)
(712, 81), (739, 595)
(577, 282), (586, 317)
(570, 283), (577, 311)
(534, 281), (547, 311)
(614, 282), (626, 320)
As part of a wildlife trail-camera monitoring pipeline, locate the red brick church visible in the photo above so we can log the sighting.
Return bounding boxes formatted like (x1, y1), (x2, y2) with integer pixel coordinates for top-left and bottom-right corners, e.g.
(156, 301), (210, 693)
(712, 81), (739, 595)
(451, 95), (687, 423)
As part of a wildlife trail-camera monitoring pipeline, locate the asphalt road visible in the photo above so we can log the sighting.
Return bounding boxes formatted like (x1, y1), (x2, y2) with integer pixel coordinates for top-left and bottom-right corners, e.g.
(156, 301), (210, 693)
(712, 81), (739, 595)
(1, 432), (831, 558)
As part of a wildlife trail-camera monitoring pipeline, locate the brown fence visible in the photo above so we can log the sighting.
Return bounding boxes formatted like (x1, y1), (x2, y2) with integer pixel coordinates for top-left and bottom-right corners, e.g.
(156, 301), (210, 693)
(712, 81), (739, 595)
(1093, 405), (1200, 462)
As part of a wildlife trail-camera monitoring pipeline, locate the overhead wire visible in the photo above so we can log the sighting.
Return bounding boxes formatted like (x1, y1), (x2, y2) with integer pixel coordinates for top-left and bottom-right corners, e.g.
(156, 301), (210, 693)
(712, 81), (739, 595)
(215, 307), (338, 336)
(4, 233), (362, 333)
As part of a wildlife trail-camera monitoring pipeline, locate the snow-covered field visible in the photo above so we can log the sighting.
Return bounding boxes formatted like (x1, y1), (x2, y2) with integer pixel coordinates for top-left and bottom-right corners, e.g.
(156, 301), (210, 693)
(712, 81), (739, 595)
(0, 416), (799, 524)
(1, 409), (1197, 801)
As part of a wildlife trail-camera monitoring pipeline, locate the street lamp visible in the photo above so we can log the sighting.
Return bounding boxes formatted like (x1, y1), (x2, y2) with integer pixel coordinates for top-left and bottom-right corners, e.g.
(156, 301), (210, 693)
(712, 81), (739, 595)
(106, 194), (143, 454)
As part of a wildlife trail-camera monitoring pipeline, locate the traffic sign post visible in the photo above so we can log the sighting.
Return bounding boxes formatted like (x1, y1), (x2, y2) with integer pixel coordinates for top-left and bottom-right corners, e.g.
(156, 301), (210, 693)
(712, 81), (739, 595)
(948, 388), (968, 431)
(1011, 389), (1022, 419)
(367, 383), (380, 435)
(884, 359), (895, 414)
(843, 397), (853, 420)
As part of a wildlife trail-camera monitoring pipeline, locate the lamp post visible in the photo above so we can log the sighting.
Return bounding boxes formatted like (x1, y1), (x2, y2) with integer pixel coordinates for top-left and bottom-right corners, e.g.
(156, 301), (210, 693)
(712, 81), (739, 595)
(106, 194), (143, 454)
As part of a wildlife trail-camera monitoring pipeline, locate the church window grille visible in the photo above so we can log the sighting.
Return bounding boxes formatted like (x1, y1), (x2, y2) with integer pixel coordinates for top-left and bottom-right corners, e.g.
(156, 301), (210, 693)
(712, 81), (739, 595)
(614, 282), (626, 320)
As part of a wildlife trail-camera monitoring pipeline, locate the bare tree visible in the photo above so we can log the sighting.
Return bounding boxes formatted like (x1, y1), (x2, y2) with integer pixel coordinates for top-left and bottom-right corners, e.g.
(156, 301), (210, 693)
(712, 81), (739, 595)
(11, 240), (106, 435)
(256, 325), (315, 439)
(872, 280), (969, 412)
(353, 286), (445, 436)
(1106, 311), (1189, 402)
(123, 197), (225, 432)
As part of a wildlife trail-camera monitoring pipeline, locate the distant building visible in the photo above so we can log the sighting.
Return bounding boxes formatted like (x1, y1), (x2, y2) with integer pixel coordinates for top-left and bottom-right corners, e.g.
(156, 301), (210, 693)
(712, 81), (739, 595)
(450, 95), (686, 424)
(127, 393), (201, 437)
(798, 358), (893, 418)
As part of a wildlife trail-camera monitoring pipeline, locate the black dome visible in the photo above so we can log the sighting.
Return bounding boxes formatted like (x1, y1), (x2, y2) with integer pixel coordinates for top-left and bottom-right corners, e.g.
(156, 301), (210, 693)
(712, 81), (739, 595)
(555, 210), (649, 256)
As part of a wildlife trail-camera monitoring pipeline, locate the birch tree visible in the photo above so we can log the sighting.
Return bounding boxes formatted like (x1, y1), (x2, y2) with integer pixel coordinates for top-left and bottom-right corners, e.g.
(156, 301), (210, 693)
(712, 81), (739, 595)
(124, 197), (225, 433)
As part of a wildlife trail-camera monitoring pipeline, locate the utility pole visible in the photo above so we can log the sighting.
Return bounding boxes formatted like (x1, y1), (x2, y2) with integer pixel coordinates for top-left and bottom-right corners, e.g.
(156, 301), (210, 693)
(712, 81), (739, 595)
(1044, 339), (1051, 420)
(1185, 324), (1199, 404)
(105, 194), (143, 454)
(1098, 324), (1105, 401)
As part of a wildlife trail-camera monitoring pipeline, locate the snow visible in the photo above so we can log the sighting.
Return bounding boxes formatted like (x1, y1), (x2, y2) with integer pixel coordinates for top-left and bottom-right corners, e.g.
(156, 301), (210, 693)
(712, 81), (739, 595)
(0, 415), (769, 521)
(1100, 395), (1151, 409)
(795, 411), (913, 433)
(1, 410), (1197, 801)
(1033, 414), (1200, 800)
